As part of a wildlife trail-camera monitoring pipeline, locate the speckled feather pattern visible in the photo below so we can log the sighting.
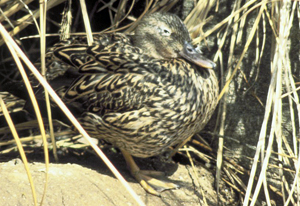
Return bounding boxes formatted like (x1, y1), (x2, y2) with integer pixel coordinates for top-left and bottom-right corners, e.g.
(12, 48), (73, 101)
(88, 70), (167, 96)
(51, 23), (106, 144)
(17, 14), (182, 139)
(47, 33), (218, 158)
(47, 28), (218, 158)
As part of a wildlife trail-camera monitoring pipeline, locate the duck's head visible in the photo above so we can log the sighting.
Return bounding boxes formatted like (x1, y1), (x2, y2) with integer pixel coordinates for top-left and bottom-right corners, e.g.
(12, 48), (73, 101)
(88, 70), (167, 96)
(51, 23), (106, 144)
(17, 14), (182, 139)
(132, 12), (216, 69)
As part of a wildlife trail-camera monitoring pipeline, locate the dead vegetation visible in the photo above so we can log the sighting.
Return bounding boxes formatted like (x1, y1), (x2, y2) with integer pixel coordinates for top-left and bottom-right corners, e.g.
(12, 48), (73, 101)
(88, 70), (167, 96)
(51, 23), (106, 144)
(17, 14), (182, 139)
(0, 0), (300, 205)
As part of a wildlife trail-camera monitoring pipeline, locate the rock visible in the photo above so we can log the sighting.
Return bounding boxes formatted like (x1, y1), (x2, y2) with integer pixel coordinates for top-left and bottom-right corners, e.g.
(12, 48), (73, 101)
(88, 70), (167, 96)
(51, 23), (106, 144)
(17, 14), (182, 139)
(0, 157), (219, 206)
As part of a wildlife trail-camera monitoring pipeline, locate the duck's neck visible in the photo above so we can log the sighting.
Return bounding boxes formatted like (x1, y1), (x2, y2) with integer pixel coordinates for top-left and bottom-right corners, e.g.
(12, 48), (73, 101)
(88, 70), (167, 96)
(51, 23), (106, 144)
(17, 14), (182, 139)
(131, 35), (165, 60)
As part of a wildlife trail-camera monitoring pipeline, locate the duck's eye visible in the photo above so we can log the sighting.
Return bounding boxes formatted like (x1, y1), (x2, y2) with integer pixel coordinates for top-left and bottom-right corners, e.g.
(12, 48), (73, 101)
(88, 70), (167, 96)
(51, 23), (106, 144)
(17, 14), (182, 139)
(161, 28), (171, 36)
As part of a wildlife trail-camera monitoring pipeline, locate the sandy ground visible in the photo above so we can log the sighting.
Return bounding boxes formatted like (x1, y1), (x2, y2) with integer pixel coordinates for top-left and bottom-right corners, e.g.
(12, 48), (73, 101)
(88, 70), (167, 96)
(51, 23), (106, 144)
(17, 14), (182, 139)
(0, 149), (224, 206)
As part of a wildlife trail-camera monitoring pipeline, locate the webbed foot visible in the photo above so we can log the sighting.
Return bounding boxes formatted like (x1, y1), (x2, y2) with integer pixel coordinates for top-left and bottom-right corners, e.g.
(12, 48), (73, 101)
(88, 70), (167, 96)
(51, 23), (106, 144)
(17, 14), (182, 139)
(121, 150), (179, 196)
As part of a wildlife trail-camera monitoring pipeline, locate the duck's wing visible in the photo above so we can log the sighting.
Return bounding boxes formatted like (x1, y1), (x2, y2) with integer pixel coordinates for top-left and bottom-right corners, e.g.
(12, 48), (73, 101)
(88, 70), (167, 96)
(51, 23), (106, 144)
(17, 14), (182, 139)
(45, 34), (130, 77)
(50, 34), (161, 115)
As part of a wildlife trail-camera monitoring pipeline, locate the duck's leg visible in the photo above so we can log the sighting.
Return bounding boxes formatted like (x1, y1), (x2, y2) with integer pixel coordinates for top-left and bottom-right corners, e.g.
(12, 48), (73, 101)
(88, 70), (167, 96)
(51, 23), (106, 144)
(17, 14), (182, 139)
(121, 150), (179, 196)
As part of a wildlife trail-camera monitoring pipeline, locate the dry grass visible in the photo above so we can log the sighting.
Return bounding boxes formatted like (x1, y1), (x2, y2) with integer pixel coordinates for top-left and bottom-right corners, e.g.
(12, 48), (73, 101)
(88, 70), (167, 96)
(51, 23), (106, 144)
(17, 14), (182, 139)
(0, 0), (299, 205)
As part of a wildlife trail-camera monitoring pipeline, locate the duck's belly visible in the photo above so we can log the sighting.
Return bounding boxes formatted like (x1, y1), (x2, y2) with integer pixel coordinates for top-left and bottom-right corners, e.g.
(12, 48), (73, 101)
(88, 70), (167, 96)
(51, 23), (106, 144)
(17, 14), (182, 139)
(80, 100), (216, 158)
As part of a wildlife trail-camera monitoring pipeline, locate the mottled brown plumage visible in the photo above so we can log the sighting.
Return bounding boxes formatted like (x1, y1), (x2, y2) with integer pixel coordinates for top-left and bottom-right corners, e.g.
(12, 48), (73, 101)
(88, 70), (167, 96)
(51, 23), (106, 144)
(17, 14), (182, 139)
(46, 12), (218, 195)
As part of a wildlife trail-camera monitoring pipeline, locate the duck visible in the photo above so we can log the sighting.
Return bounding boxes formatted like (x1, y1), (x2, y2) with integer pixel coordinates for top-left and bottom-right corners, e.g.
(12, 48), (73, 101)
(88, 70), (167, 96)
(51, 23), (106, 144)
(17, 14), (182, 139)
(46, 12), (219, 195)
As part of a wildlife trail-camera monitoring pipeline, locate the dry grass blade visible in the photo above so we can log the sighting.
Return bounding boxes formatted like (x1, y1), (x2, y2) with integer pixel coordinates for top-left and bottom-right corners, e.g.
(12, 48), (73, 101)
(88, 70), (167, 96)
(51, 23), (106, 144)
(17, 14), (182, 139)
(39, 1), (51, 204)
(40, 0), (58, 164)
(114, 0), (128, 27)
(184, 145), (208, 206)
(79, 0), (93, 45)
(179, 146), (210, 164)
(0, 7), (14, 28)
(0, 0), (33, 22)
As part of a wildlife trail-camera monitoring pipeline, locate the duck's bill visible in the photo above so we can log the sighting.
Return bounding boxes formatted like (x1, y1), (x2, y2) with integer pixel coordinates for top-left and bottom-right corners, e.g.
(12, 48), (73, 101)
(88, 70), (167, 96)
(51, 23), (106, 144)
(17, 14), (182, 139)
(179, 42), (216, 69)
